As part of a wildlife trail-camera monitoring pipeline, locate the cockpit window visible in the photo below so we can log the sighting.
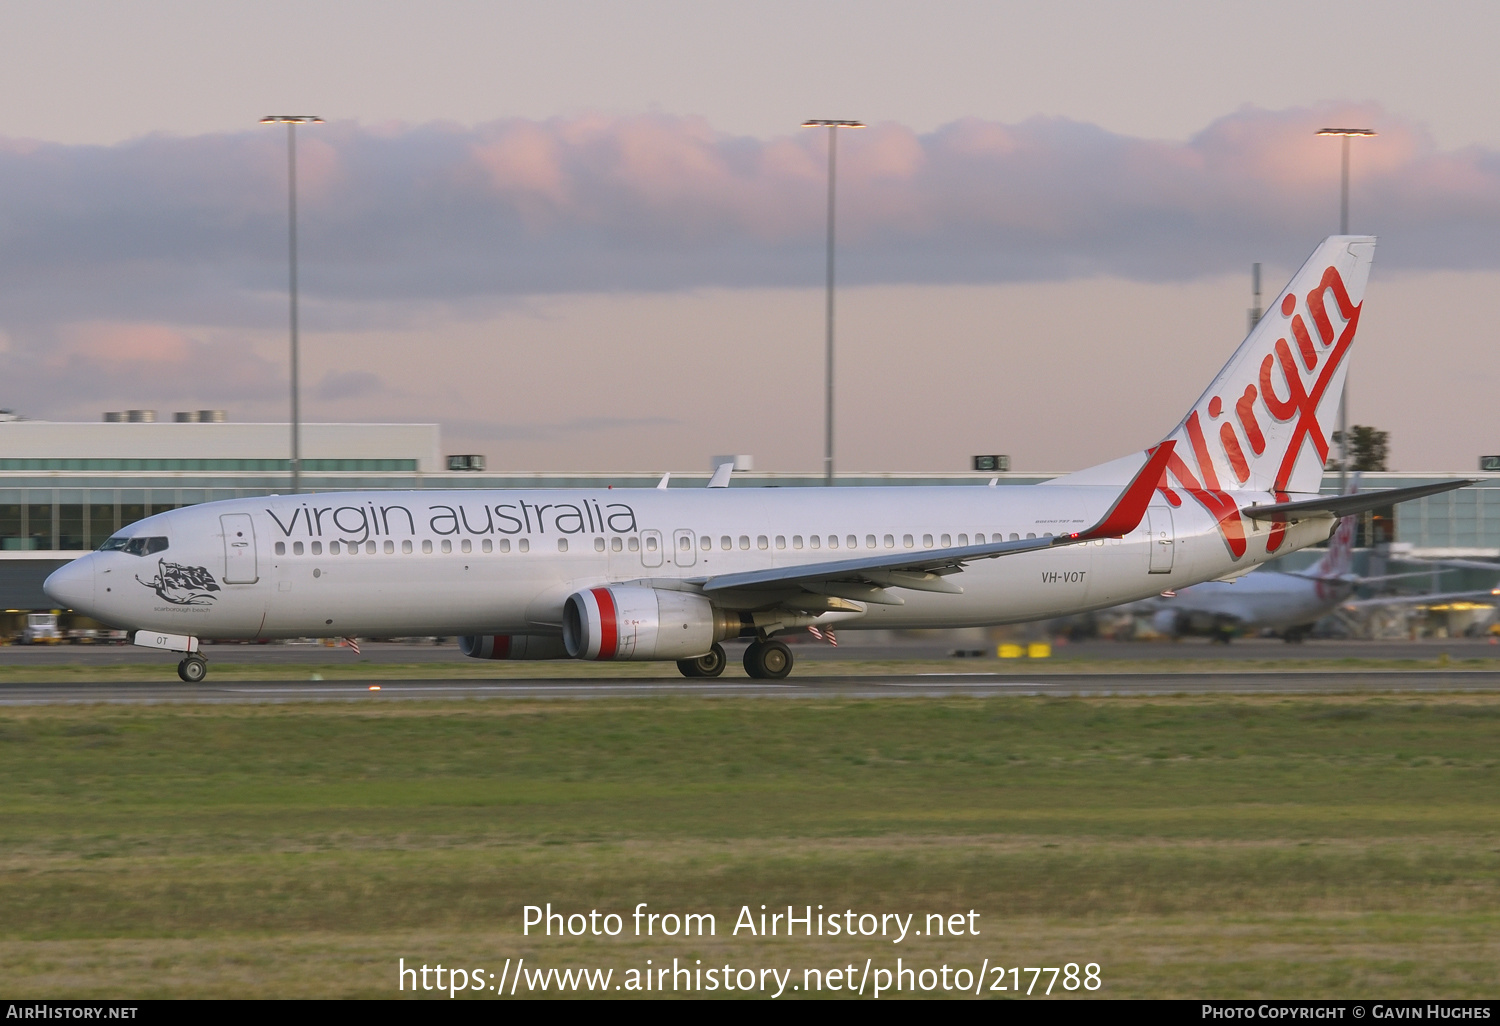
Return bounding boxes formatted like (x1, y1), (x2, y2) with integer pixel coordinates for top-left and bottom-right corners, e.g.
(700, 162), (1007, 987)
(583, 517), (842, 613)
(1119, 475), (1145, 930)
(99, 535), (169, 556)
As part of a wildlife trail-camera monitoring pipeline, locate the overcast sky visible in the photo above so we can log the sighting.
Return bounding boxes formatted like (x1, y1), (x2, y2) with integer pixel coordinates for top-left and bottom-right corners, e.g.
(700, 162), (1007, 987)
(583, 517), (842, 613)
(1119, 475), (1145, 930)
(0, 1), (1497, 472)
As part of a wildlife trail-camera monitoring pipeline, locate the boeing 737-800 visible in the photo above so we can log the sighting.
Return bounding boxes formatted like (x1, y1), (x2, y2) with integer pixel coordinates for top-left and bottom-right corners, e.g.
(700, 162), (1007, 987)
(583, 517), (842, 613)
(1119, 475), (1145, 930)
(42, 236), (1469, 681)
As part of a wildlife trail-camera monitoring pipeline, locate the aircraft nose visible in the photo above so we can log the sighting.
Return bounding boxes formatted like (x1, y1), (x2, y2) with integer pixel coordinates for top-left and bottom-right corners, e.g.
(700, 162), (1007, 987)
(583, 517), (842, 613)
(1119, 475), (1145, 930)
(43, 557), (95, 613)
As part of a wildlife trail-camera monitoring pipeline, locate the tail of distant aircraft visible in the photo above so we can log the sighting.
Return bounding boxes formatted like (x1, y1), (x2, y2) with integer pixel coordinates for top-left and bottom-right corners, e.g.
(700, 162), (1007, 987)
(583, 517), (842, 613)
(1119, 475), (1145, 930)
(1311, 475), (1361, 579)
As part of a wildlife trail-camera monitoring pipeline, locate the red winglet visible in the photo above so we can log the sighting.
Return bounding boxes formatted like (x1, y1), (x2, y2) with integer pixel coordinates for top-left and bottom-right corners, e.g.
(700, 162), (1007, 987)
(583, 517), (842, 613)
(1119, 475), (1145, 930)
(1073, 441), (1176, 541)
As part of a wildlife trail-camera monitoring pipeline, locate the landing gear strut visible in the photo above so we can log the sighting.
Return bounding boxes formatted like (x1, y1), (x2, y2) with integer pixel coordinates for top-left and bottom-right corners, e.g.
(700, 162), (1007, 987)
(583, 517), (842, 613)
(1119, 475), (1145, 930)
(743, 639), (793, 680)
(177, 654), (208, 683)
(677, 643), (727, 678)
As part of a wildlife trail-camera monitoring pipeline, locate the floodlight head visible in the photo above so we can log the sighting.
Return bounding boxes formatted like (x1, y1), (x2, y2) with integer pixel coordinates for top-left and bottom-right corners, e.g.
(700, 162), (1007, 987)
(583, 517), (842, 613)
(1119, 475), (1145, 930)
(1316, 127), (1377, 137)
(261, 116), (324, 125)
(802, 119), (865, 129)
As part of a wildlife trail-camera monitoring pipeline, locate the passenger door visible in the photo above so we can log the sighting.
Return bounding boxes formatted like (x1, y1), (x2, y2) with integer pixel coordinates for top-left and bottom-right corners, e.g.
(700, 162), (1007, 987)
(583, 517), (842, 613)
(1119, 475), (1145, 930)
(220, 513), (259, 584)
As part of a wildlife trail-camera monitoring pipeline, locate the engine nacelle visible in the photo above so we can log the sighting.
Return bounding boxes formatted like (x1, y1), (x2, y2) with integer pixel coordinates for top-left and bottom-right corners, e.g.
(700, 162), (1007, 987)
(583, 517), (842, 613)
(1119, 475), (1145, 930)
(459, 634), (570, 660)
(563, 586), (739, 661)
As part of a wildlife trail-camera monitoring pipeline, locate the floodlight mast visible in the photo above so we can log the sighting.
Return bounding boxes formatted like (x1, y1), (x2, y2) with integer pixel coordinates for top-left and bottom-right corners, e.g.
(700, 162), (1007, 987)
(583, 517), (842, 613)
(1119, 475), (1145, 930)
(1315, 127), (1376, 489)
(802, 119), (865, 486)
(261, 116), (324, 495)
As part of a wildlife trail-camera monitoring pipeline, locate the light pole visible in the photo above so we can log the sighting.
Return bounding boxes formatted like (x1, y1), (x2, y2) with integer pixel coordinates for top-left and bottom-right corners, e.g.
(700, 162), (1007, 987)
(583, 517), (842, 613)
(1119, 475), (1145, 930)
(1315, 127), (1375, 489)
(803, 119), (864, 485)
(261, 115), (323, 495)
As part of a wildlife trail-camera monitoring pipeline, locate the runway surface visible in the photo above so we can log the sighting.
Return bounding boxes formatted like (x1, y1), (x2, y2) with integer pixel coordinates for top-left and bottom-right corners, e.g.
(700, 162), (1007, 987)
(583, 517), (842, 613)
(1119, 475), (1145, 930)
(4, 670), (1500, 705)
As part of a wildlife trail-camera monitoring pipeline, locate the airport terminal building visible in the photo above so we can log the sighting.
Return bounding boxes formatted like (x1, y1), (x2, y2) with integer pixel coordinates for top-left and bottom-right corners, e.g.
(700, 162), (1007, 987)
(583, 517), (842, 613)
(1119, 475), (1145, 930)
(2, 414), (1496, 611)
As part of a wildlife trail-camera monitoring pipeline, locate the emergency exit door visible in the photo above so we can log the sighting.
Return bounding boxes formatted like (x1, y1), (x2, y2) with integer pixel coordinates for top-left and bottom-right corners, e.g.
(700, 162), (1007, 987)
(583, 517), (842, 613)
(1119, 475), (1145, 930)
(220, 514), (259, 584)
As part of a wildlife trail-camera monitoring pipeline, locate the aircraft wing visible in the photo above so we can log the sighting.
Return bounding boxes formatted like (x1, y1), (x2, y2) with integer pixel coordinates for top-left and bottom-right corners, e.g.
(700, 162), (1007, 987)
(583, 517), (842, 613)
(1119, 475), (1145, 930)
(1396, 556), (1500, 574)
(699, 442), (1174, 597)
(1241, 480), (1474, 523)
(1340, 587), (1500, 610)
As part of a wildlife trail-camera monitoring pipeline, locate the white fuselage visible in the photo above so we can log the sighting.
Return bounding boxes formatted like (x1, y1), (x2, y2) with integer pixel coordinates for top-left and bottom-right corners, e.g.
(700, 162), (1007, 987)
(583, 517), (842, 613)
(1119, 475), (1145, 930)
(48, 484), (1334, 640)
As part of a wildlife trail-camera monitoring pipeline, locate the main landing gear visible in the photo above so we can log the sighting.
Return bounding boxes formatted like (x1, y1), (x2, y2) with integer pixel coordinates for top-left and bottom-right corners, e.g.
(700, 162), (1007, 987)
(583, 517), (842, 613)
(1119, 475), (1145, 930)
(177, 655), (208, 683)
(742, 639), (793, 680)
(677, 643), (727, 678)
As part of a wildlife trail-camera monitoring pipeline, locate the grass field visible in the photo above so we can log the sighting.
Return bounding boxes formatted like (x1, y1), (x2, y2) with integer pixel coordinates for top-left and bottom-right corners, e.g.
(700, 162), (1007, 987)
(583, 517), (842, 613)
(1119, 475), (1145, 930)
(2, 693), (1498, 998)
(0, 651), (1499, 682)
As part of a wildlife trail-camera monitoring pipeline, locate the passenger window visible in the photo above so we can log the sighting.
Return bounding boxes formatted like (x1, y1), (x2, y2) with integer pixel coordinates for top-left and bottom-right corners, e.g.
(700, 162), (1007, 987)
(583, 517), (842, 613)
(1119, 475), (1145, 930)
(647, 536), (658, 552)
(499, 539), (510, 553)
(627, 537), (639, 552)
(700, 536), (711, 550)
(809, 536), (820, 549)
(330, 541), (341, 555)
(294, 541), (304, 555)
(922, 534), (933, 548)
(757, 535), (768, 550)
(559, 538), (569, 552)
(441, 539), (452, 553)
(957, 534), (968, 546)
(1009, 533), (1019, 541)
(311, 541), (322, 555)
(275, 542), (286, 555)
(367, 541), (377, 554)
(422, 540), (433, 553)
(721, 536), (732, 550)
(866, 535), (876, 548)
(738, 536), (749, 550)
(884, 534), (894, 548)
(481, 539), (491, 553)
(461, 539), (471, 553)
(519, 538), (530, 553)
(402, 540), (412, 554)
(940, 534), (951, 546)
(845, 535), (855, 549)
(828, 536), (838, 549)
(793, 535), (804, 549)
(1026, 532), (1036, 539)
(902, 534), (914, 548)
(612, 537), (623, 552)
(595, 537), (606, 552)
(386, 540), (396, 554)
(974, 533), (986, 543)
(679, 536), (691, 551)
(776, 536), (786, 549)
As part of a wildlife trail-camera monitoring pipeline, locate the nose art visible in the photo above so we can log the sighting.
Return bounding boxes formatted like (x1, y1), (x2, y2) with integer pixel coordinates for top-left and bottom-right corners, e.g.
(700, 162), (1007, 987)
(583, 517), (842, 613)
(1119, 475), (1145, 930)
(43, 557), (94, 612)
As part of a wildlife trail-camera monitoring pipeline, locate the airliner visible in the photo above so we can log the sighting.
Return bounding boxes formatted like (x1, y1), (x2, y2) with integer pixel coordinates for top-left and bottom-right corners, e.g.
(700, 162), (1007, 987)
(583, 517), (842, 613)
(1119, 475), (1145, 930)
(43, 236), (1469, 682)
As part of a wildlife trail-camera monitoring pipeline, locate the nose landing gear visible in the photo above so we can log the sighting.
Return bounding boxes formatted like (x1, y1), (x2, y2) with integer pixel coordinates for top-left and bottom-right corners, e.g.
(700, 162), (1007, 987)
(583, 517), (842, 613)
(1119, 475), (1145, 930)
(177, 655), (209, 683)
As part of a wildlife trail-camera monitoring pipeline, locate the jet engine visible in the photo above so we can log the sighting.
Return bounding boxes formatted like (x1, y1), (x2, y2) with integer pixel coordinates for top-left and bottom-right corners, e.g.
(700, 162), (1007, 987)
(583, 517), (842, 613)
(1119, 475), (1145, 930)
(459, 634), (569, 660)
(563, 585), (740, 660)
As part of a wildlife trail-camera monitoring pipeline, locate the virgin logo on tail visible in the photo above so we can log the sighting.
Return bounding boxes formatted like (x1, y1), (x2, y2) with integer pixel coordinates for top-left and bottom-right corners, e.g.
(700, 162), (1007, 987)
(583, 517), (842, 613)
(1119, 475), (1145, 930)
(1158, 247), (1367, 560)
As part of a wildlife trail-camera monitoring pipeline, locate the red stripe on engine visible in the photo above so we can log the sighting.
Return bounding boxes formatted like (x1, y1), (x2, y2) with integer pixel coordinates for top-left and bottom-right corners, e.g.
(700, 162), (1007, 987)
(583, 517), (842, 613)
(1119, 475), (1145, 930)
(592, 587), (618, 659)
(494, 635), (511, 659)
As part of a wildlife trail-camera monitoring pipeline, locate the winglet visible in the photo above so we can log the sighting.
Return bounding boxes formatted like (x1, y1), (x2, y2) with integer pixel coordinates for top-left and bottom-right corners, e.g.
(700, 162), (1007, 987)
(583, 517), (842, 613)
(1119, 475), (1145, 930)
(707, 463), (734, 488)
(656, 473), (670, 490)
(1071, 442), (1174, 541)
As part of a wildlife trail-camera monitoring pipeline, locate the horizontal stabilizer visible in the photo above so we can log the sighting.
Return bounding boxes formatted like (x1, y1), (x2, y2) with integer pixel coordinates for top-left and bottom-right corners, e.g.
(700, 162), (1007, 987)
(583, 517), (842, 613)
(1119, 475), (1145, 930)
(1242, 480), (1474, 523)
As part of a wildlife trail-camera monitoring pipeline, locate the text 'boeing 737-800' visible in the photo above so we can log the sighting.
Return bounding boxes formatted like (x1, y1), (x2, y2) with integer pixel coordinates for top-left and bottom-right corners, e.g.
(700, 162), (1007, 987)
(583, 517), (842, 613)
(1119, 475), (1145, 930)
(43, 236), (1472, 682)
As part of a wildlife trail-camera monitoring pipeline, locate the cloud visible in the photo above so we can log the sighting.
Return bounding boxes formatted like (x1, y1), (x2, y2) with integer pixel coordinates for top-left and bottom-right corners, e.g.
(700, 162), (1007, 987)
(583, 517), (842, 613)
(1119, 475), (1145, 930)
(1, 103), (1498, 430)
(0, 104), (1497, 326)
